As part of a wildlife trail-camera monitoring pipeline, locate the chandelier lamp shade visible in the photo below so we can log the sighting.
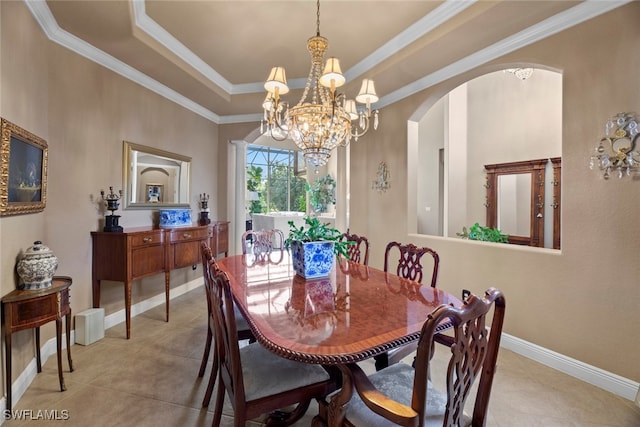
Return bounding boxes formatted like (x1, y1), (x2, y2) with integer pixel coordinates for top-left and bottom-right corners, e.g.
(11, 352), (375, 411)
(261, 0), (380, 168)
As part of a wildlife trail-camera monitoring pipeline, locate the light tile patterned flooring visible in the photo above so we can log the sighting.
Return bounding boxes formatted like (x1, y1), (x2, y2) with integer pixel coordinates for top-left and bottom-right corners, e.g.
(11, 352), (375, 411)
(5, 287), (640, 426)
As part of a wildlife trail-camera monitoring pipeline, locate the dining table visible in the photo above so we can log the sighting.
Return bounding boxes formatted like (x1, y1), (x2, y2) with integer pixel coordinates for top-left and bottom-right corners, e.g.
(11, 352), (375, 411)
(217, 252), (462, 426)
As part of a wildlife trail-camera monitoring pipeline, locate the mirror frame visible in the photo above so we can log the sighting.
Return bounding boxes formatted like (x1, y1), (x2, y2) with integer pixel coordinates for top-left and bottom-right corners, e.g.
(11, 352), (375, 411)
(550, 157), (561, 249)
(122, 141), (192, 210)
(485, 159), (548, 247)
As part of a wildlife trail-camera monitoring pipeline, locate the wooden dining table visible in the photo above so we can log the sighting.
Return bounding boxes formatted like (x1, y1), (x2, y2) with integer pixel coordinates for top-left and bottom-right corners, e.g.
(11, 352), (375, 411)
(217, 252), (462, 426)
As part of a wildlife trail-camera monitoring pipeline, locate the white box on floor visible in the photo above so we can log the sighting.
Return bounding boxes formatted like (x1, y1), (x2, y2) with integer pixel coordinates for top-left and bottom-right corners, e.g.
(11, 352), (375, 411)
(75, 308), (105, 345)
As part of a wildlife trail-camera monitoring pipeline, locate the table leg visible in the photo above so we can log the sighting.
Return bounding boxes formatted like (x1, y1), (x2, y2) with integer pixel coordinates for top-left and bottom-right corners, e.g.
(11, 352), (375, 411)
(35, 327), (42, 373)
(66, 310), (74, 372)
(56, 317), (66, 392)
(326, 365), (353, 427)
(5, 332), (12, 412)
(124, 281), (132, 339)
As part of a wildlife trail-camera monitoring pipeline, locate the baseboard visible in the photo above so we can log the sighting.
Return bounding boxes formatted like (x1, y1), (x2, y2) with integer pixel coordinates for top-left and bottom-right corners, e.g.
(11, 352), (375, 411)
(501, 333), (640, 401)
(0, 278), (203, 422)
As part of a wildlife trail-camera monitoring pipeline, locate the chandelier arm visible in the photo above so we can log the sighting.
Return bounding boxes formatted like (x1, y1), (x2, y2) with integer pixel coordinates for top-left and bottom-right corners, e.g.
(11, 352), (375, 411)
(350, 115), (371, 139)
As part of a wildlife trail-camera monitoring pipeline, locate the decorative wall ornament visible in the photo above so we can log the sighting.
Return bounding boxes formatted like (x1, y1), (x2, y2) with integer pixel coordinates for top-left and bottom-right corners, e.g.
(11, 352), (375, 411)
(589, 112), (639, 179)
(372, 162), (390, 193)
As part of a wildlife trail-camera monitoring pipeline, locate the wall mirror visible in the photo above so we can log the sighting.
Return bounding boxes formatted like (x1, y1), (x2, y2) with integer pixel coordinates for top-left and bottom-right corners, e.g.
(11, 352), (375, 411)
(485, 159), (547, 247)
(122, 141), (191, 210)
(485, 158), (561, 248)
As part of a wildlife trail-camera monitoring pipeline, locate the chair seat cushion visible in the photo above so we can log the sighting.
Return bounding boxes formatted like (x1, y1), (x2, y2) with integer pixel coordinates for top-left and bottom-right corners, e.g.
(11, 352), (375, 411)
(240, 343), (330, 401)
(344, 363), (471, 427)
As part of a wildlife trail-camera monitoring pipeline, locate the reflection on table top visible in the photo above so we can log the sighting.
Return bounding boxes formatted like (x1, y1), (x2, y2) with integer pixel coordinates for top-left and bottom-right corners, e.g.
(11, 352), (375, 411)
(218, 253), (462, 365)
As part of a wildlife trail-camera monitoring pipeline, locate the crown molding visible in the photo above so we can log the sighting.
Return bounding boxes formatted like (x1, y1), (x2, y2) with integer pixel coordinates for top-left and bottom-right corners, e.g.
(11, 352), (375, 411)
(24, 0), (220, 123)
(24, 0), (631, 125)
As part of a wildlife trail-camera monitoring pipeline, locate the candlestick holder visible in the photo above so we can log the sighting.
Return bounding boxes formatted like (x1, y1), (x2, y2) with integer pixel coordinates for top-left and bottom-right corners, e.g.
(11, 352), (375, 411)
(101, 186), (123, 232)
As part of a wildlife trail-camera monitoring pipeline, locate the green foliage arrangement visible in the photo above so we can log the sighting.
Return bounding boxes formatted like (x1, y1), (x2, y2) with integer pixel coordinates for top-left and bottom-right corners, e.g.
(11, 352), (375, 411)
(456, 222), (509, 243)
(285, 216), (352, 258)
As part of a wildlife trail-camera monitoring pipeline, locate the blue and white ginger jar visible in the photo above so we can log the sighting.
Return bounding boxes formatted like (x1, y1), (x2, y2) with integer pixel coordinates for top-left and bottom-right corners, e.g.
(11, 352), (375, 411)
(16, 241), (58, 290)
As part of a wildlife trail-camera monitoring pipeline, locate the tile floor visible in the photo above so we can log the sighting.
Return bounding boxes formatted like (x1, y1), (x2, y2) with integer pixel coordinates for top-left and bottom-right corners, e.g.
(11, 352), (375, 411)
(5, 287), (640, 426)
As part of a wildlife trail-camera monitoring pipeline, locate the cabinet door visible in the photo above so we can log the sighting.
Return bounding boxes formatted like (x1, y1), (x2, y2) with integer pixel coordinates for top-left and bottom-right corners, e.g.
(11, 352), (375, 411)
(169, 226), (209, 269)
(132, 245), (165, 278)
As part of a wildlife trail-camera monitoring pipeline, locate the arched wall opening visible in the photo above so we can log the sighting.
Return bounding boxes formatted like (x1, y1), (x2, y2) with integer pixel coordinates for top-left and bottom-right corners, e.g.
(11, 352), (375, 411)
(408, 66), (562, 249)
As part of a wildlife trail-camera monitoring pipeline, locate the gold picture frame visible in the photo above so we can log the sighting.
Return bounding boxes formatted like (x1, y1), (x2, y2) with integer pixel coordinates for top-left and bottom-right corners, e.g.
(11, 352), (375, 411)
(0, 118), (48, 216)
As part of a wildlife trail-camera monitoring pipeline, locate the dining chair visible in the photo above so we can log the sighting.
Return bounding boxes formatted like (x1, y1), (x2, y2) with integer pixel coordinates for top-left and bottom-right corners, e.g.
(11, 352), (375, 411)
(198, 242), (254, 407)
(376, 241), (440, 370)
(209, 264), (338, 426)
(384, 241), (439, 288)
(340, 229), (370, 265)
(333, 287), (506, 427)
(241, 229), (285, 254)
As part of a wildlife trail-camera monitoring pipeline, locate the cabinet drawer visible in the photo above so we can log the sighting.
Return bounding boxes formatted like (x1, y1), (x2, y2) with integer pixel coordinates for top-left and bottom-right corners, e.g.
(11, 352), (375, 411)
(130, 230), (164, 248)
(12, 294), (57, 329)
(169, 227), (208, 243)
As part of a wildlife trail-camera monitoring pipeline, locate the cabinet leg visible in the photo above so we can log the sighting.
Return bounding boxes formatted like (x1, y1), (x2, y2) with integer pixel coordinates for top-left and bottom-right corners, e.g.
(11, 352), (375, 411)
(66, 311), (74, 372)
(165, 272), (170, 322)
(92, 278), (101, 308)
(56, 318), (66, 392)
(5, 333), (12, 412)
(125, 282), (132, 339)
(35, 327), (42, 373)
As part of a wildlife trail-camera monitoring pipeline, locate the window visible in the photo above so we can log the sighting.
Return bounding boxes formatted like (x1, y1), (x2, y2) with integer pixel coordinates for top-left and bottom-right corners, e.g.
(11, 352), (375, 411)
(247, 145), (307, 213)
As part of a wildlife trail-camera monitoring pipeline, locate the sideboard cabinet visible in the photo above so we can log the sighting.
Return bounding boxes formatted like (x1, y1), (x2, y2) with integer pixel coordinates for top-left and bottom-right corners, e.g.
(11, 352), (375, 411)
(209, 221), (230, 257)
(91, 223), (228, 339)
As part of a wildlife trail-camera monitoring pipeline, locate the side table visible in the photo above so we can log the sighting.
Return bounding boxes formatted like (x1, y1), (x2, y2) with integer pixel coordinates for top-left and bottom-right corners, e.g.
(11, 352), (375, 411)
(1, 276), (74, 412)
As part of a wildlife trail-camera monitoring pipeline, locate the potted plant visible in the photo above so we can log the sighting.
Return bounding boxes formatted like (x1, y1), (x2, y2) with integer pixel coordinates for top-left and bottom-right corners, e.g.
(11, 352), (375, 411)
(285, 216), (351, 278)
(456, 222), (509, 243)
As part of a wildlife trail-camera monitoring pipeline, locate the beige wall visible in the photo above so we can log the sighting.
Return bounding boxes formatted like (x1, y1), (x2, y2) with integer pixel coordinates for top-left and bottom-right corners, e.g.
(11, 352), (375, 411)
(1, 0), (639, 398)
(1, 1), (218, 382)
(345, 3), (640, 381)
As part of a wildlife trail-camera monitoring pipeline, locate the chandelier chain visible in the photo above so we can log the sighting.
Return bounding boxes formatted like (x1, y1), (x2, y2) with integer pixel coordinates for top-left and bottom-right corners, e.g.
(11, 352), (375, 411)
(316, 0), (321, 37)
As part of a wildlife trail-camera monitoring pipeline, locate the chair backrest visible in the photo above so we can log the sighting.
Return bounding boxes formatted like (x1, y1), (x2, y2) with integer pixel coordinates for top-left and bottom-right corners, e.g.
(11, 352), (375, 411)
(200, 241), (215, 316)
(208, 264), (247, 413)
(383, 241), (439, 287)
(340, 229), (370, 265)
(414, 288), (506, 426)
(241, 229), (285, 255)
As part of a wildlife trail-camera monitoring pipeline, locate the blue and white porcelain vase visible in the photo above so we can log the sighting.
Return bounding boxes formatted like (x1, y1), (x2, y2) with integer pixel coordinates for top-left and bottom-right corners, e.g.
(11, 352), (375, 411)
(290, 240), (335, 279)
(16, 241), (59, 290)
(159, 209), (192, 227)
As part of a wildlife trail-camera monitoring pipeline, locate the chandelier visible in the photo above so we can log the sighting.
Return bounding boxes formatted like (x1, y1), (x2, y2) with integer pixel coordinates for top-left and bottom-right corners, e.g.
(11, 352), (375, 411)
(590, 112), (640, 179)
(261, 0), (379, 168)
(505, 68), (534, 80)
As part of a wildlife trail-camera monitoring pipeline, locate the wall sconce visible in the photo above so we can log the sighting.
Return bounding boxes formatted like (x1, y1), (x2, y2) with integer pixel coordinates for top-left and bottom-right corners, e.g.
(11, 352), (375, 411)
(372, 162), (390, 193)
(589, 112), (639, 179)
